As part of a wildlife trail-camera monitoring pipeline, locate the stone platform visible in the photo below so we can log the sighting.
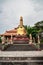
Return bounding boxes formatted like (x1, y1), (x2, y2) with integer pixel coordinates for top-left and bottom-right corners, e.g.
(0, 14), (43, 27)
(1, 44), (38, 51)
(0, 51), (43, 65)
(0, 51), (43, 57)
(0, 51), (43, 62)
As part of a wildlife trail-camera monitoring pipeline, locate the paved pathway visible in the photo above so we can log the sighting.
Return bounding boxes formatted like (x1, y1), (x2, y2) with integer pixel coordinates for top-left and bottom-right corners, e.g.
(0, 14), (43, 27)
(0, 51), (43, 57)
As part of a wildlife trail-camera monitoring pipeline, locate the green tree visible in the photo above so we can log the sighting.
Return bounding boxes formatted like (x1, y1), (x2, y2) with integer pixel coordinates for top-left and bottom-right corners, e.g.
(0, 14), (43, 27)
(31, 27), (38, 38)
(24, 25), (38, 38)
(34, 21), (43, 31)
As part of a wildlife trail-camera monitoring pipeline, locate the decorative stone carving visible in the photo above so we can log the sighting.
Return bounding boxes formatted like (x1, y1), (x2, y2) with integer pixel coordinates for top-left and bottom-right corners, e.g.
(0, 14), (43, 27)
(1, 36), (6, 44)
(29, 34), (32, 44)
(38, 35), (40, 44)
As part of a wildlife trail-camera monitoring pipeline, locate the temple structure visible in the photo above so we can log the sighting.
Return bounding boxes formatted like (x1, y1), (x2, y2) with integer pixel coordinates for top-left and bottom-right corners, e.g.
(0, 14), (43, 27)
(0, 16), (29, 44)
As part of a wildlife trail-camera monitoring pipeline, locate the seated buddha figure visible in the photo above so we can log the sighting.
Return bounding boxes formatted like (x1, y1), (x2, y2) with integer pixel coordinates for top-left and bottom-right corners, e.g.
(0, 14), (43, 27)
(17, 16), (27, 35)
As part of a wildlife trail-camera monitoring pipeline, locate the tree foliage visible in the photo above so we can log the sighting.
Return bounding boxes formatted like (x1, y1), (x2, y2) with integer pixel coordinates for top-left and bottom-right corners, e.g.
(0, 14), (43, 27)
(24, 25), (38, 38)
(34, 21), (43, 31)
(24, 21), (43, 43)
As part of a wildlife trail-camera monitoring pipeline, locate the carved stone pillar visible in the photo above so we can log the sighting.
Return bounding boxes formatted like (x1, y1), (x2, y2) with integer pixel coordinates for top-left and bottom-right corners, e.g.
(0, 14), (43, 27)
(7, 37), (9, 43)
(2, 36), (5, 44)
(37, 35), (40, 50)
(11, 34), (13, 44)
(29, 34), (32, 44)
(38, 35), (40, 44)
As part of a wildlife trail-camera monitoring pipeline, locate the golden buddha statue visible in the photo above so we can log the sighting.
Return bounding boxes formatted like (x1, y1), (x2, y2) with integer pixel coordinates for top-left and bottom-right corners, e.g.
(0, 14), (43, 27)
(17, 16), (27, 35)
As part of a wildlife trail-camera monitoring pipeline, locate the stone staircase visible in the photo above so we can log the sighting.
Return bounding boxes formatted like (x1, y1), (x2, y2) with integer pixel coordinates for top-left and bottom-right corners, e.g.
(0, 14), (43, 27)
(5, 44), (37, 51)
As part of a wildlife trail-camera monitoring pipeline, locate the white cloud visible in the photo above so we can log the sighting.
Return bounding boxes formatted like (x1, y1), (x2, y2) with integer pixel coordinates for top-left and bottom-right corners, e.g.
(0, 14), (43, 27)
(0, 0), (43, 33)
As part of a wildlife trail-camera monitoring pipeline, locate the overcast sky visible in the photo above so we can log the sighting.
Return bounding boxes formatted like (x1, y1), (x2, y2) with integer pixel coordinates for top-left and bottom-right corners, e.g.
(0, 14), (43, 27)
(0, 0), (43, 33)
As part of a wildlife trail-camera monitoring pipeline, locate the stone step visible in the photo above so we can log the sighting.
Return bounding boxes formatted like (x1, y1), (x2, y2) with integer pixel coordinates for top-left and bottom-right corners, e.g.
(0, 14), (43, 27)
(4, 44), (37, 51)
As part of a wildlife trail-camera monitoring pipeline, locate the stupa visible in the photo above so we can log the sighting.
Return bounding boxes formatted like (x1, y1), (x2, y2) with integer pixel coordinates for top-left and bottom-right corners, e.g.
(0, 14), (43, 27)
(0, 16), (29, 44)
(13, 16), (29, 44)
(17, 16), (26, 35)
